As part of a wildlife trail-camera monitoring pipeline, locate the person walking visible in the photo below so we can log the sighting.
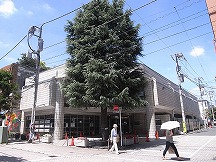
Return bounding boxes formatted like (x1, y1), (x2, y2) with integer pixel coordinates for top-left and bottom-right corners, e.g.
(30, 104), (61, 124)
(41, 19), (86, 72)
(28, 123), (35, 143)
(109, 124), (119, 155)
(163, 129), (181, 160)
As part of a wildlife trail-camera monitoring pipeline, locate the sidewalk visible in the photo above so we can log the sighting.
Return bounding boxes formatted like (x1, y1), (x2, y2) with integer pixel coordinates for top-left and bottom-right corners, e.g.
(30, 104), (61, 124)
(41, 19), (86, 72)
(1, 128), (216, 162)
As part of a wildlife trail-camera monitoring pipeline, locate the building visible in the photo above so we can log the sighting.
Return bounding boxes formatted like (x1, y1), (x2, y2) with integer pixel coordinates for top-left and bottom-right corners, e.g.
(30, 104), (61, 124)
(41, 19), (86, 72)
(198, 99), (210, 119)
(1, 63), (19, 86)
(1, 63), (35, 93)
(19, 63), (201, 141)
(206, 0), (216, 50)
(206, 0), (216, 39)
(1, 63), (35, 131)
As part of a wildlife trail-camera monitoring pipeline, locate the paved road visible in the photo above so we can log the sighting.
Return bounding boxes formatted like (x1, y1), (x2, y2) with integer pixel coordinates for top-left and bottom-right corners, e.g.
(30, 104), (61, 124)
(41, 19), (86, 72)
(0, 127), (216, 162)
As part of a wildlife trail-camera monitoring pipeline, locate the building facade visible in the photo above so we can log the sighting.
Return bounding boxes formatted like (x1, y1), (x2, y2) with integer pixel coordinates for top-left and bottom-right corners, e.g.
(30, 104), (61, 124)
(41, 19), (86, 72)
(198, 99), (210, 119)
(19, 64), (201, 141)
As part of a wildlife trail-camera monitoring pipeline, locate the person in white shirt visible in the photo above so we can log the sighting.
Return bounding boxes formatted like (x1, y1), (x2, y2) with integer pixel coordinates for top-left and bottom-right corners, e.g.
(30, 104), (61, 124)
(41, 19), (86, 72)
(109, 124), (119, 155)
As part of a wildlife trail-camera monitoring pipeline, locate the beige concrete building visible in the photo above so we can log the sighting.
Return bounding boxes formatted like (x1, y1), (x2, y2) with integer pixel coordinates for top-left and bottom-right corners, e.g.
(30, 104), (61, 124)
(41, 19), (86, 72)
(19, 64), (201, 141)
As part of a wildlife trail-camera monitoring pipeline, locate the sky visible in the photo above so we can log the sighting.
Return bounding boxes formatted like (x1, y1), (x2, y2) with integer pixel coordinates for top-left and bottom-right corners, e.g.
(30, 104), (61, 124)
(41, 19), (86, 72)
(0, 0), (216, 101)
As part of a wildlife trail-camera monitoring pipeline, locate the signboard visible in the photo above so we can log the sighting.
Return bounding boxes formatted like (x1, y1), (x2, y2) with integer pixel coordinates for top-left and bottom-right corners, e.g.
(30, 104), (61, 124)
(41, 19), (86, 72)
(113, 105), (119, 113)
(113, 105), (119, 111)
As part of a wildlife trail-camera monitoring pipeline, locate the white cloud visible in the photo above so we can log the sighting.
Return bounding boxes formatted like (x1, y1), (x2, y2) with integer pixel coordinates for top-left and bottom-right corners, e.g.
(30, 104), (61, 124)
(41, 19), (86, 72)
(42, 4), (52, 11)
(0, 0), (17, 18)
(27, 11), (33, 16)
(189, 87), (201, 98)
(0, 41), (10, 48)
(190, 46), (205, 57)
(189, 87), (199, 94)
(4, 56), (16, 63)
(189, 87), (209, 100)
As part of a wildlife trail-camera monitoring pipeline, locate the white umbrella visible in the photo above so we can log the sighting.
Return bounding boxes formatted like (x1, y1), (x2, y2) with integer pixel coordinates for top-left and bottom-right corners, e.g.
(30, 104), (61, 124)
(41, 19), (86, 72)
(160, 121), (180, 130)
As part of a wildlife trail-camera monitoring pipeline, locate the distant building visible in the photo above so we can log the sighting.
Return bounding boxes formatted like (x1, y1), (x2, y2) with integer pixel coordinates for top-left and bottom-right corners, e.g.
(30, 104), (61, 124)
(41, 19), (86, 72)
(198, 99), (216, 126)
(1, 63), (35, 93)
(198, 99), (209, 120)
(1, 63), (35, 131)
(1, 63), (19, 85)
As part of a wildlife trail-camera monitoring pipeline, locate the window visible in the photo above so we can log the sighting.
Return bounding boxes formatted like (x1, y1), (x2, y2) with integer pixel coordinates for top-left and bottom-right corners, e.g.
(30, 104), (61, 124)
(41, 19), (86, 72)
(156, 119), (162, 126)
(64, 114), (99, 138)
(25, 114), (54, 134)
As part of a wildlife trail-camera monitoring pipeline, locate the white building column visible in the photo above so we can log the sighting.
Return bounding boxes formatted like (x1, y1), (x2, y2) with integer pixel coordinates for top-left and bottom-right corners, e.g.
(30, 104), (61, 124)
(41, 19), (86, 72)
(146, 77), (157, 138)
(53, 78), (64, 141)
(20, 111), (25, 134)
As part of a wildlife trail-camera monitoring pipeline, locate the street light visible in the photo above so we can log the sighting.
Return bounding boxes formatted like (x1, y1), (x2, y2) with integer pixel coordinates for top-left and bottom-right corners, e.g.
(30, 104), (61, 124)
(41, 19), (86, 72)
(27, 25), (43, 142)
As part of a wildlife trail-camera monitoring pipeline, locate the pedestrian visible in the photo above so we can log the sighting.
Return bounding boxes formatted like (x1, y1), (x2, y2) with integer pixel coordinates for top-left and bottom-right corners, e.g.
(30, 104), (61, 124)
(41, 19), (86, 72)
(28, 123), (35, 143)
(109, 124), (119, 155)
(163, 129), (182, 160)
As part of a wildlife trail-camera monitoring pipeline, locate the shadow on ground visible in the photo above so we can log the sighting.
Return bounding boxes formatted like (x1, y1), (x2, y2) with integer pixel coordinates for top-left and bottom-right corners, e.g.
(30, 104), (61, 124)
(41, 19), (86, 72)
(89, 138), (166, 151)
(170, 157), (190, 161)
(0, 154), (26, 162)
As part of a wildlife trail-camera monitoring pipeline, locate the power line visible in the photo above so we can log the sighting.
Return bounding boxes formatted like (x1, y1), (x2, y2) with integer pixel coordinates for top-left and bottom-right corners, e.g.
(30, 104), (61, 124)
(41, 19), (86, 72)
(0, 2), (89, 63)
(39, 31), (212, 67)
(143, 0), (204, 25)
(0, 0), (158, 66)
(87, 0), (158, 29)
(174, 6), (210, 82)
(40, 2), (212, 63)
(0, 35), (27, 61)
(142, 10), (208, 38)
(144, 31), (212, 56)
(125, 1), (175, 55)
(41, 5), (84, 26)
(42, 52), (68, 61)
(143, 21), (211, 45)
(43, 40), (66, 50)
(179, 61), (199, 80)
(45, 59), (67, 66)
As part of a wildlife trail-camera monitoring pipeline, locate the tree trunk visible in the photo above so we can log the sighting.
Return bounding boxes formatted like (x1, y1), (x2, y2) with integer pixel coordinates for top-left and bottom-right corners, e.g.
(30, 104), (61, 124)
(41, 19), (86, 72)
(100, 107), (108, 141)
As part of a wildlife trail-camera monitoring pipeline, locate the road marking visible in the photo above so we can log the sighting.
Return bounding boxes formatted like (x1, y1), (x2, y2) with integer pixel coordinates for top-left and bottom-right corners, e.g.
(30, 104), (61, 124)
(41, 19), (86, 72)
(189, 135), (216, 158)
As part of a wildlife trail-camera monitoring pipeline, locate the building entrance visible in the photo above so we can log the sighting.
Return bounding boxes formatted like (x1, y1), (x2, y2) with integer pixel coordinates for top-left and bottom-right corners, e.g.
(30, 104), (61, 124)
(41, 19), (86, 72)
(108, 113), (133, 135)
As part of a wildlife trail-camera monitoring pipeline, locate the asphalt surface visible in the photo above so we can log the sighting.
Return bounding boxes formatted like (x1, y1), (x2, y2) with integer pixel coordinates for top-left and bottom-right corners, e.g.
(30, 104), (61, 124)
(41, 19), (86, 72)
(0, 127), (216, 162)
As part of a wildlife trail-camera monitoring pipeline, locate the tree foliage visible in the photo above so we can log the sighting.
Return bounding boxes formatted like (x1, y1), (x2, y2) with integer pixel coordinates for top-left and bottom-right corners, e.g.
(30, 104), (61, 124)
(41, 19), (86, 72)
(64, 0), (148, 139)
(64, 0), (147, 110)
(18, 53), (50, 72)
(0, 70), (19, 112)
(206, 106), (216, 120)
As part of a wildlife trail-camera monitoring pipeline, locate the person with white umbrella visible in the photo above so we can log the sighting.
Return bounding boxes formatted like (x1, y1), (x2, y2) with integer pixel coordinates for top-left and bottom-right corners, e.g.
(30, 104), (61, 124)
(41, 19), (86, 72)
(161, 121), (182, 160)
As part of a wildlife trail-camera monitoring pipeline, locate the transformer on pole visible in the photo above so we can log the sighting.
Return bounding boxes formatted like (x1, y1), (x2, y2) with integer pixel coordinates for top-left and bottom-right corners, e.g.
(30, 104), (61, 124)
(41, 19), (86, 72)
(175, 53), (187, 133)
(27, 26), (43, 142)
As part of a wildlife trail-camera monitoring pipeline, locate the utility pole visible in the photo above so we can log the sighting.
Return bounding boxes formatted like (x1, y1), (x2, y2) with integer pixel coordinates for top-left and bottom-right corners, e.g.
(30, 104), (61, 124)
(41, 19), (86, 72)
(27, 25), (43, 142)
(208, 91), (215, 122)
(197, 77), (207, 128)
(174, 53), (187, 133)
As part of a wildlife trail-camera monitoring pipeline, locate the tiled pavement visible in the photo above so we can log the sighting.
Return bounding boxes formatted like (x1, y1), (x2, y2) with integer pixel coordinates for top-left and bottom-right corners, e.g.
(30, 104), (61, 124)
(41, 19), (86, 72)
(1, 127), (216, 162)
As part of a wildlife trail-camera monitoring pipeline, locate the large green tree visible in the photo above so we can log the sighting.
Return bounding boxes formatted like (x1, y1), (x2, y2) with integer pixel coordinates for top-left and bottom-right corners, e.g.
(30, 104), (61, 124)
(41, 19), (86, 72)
(0, 70), (19, 112)
(64, 0), (147, 139)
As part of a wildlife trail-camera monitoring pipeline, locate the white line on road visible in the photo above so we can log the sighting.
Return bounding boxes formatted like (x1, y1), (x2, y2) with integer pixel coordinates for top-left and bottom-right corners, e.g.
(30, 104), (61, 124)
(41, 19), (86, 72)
(189, 135), (216, 158)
